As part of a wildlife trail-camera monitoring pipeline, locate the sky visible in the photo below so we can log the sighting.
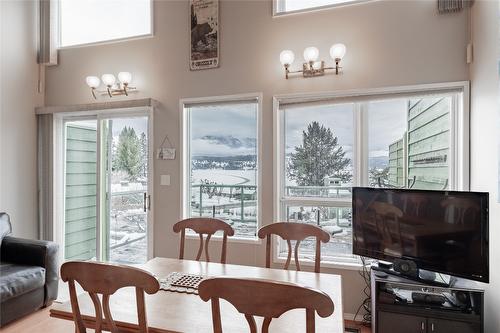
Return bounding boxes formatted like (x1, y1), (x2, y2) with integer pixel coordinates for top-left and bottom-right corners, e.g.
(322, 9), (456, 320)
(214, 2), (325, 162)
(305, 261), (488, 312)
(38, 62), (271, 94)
(284, 99), (408, 161)
(284, 0), (356, 12)
(111, 118), (148, 137)
(60, 0), (151, 47)
(367, 99), (408, 158)
(189, 98), (409, 160)
(190, 103), (258, 156)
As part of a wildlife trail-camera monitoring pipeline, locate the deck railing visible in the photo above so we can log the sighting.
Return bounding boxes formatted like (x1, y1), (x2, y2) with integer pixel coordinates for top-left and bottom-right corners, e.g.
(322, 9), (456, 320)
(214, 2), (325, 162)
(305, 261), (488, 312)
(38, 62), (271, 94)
(190, 184), (353, 222)
(190, 184), (258, 223)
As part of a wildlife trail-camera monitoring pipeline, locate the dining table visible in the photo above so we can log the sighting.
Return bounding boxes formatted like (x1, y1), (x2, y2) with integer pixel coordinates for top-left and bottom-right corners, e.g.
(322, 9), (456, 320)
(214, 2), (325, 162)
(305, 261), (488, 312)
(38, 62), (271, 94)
(50, 257), (344, 332)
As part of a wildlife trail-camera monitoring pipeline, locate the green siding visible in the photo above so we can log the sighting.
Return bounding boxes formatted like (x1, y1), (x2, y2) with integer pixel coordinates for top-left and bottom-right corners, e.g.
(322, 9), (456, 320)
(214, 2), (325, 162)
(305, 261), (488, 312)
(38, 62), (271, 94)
(64, 124), (97, 261)
(389, 138), (405, 187)
(387, 97), (450, 190)
(408, 97), (450, 190)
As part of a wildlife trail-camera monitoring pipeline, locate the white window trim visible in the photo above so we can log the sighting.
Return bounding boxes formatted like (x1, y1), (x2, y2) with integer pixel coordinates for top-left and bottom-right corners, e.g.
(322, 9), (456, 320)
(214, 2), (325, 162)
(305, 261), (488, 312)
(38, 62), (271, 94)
(273, 0), (375, 17)
(57, 0), (154, 49)
(273, 81), (470, 268)
(180, 93), (264, 243)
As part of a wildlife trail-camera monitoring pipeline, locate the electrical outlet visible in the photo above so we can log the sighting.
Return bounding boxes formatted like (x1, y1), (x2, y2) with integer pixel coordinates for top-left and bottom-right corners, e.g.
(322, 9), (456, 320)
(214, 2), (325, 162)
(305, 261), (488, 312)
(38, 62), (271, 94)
(160, 175), (171, 186)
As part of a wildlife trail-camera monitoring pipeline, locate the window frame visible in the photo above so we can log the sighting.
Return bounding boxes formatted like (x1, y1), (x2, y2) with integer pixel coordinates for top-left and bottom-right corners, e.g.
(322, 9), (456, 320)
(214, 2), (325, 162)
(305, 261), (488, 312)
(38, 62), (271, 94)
(180, 93), (264, 243)
(57, 0), (154, 49)
(53, 106), (155, 264)
(273, 81), (470, 268)
(273, 0), (374, 17)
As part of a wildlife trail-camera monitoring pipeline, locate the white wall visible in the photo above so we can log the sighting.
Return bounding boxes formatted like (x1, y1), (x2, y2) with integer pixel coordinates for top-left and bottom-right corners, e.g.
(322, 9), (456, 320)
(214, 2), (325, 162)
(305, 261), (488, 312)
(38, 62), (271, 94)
(44, 0), (469, 314)
(469, 1), (499, 331)
(0, 0), (44, 239)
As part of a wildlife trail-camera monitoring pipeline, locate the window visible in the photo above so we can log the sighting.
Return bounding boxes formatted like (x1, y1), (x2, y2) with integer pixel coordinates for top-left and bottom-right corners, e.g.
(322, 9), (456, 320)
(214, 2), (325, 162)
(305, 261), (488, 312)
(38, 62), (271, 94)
(274, 0), (369, 15)
(59, 0), (152, 47)
(181, 95), (261, 239)
(275, 83), (468, 264)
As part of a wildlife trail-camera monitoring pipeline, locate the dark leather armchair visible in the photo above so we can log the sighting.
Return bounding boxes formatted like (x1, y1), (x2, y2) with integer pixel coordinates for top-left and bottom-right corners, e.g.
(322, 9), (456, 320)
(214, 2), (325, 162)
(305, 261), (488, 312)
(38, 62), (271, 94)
(0, 213), (59, 326)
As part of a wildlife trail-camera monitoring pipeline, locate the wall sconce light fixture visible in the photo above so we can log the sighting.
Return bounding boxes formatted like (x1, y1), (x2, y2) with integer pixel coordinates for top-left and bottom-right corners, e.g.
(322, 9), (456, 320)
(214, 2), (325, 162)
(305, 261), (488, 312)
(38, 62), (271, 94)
(85, 72), (137, 99)
(280, 44), (346, 79)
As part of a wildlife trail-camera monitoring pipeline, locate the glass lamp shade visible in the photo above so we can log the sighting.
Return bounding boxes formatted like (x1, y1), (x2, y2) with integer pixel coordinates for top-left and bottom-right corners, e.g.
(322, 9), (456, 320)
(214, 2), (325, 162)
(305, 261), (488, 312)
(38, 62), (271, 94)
(85, 76), (100, 89)
(118, 71), (132, 84)
(303, 47), (319, 62)
(279, 50), (295, 66)
(101, 74), (116, 87)
(330, 43), (346, 60)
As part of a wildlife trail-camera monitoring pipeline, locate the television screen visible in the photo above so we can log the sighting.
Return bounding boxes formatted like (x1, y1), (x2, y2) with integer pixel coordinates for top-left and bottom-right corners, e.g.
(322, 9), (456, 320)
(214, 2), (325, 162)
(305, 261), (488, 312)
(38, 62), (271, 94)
(352, 187), (489, 283)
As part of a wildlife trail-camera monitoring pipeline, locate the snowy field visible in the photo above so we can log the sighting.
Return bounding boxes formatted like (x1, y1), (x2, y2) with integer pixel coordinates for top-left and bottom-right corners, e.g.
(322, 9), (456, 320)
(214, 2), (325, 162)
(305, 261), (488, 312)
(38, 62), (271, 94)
(192, 169), (257, 185)
(190, 168), (354, 257)
(109, 169), (354, 264)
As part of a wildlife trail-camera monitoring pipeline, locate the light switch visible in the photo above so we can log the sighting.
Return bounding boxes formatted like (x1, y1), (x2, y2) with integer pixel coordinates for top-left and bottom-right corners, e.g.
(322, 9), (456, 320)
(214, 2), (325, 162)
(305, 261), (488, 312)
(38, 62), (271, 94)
(160, 175), (171, 186)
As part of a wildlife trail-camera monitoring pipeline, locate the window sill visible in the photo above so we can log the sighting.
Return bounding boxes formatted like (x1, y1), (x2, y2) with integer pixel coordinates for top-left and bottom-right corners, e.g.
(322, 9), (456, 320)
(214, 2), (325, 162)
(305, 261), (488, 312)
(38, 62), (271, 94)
(275, 256), (365, 271)
(58, 33), (154, 50)
(185, 234), (262, 245)
(273, 0), (373, 17)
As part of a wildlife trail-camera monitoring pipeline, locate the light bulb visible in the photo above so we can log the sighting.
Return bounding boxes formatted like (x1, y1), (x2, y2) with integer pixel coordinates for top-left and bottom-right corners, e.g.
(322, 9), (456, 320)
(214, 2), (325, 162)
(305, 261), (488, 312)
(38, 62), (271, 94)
(101, 74), (116, 87)
(279, 50), (295, 66)
(330, 43), (346, 60)
(118, 72), (132, 84)
(303, 47), (319, 62)
(85, 76), (100, 89)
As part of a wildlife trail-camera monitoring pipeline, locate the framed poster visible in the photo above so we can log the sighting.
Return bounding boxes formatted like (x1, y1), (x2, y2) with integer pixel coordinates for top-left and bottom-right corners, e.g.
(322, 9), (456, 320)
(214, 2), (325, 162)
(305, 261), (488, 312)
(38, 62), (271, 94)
(190, 0), (219, 70)
(497, 58), (500, 202)
(498, 2), (500, 202)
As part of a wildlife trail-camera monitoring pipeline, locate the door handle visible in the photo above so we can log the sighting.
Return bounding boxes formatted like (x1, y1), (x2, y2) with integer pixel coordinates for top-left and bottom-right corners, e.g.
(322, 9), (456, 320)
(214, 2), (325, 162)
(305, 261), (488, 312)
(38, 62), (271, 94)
(143, 193), (151, 212)
(421, 321), (425, 332)
(431, 322), (435, 332)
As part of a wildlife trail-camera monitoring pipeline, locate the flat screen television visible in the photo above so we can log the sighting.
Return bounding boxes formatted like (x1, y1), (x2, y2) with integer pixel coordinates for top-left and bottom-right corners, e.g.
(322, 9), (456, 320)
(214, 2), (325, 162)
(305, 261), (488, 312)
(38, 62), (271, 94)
(352, 187), (489, 283)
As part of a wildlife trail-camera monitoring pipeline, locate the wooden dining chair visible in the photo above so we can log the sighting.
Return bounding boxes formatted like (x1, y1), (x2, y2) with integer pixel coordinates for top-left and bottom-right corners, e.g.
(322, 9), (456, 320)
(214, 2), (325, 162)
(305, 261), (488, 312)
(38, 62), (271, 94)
(173, 217), (235, 264)
(198, 277), (334, 333)
(60, 261), (160, 333)
(441, 197), (480, 225)
(371, 201), (405, 257)
(257, 222), (330, 273)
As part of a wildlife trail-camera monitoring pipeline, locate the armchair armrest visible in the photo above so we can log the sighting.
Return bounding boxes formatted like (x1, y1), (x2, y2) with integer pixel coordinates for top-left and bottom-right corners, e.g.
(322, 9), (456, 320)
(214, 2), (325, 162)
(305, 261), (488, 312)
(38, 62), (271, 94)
(1, 236), (59, 305)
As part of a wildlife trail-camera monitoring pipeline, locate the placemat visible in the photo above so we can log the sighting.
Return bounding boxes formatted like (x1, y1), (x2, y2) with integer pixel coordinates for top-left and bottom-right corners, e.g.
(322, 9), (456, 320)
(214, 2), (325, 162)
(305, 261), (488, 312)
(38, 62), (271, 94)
(159, 272), (207, 295)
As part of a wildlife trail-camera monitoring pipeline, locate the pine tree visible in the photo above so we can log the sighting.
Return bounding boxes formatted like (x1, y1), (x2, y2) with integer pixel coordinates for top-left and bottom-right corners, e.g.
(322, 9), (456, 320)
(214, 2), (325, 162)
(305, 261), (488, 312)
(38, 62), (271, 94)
(116, 126), (141, 181)
(369, 167), (390, 187)
(139, 132), (148, 178)
(288, 121), (351, 186)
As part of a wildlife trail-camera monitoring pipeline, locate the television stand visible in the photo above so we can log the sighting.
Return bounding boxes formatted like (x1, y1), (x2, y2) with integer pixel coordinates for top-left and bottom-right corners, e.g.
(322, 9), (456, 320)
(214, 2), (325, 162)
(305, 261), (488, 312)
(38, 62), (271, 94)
(371, 270), (484, 333)
(371, 264), (453, 288)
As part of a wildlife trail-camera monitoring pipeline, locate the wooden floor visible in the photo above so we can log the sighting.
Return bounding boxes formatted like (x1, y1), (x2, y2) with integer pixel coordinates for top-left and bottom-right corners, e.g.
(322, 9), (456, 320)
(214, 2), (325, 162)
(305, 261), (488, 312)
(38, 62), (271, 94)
(1, 306), (371, 333)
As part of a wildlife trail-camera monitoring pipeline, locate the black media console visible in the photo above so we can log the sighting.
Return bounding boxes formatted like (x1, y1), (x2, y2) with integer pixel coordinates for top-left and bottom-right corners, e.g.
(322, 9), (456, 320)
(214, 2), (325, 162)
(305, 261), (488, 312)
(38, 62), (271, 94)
(371, 269), (484, 333)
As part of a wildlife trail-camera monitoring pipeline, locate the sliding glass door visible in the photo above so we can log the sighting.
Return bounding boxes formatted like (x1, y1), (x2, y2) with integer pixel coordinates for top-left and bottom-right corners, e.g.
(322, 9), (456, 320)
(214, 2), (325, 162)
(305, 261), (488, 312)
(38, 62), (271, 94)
(61, 113), (151, 264)
(102, 117), (149, 264)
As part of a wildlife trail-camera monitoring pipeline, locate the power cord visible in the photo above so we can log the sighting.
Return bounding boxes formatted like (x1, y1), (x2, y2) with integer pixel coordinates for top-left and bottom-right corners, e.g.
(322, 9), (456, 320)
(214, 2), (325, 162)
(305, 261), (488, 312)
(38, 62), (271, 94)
(353, 256), (372, 326)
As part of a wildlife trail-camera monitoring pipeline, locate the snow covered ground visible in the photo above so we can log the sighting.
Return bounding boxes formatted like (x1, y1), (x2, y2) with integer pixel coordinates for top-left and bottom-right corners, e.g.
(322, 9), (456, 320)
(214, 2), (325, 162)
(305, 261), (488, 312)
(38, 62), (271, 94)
(192, 169), (257, 185)
(109, 169), (354, 264)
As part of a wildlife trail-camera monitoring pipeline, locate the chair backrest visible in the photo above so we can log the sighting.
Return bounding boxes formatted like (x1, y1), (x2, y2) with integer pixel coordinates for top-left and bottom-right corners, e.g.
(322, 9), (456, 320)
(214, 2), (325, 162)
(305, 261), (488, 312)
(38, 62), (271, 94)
(401, 194), (428, 217)
(173, 218), (235, 264)
(198, 277), (334, 333)
(441, 197), (480, 225)
(257, 222), (330, 273)
(60, 261), (160, 333)
(371, 201), (404, 248)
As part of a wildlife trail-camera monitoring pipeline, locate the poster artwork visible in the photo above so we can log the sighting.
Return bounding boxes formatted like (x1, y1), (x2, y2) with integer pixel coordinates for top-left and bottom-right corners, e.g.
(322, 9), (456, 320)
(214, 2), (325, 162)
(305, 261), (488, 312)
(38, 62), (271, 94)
(190, 0), (219, 70)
